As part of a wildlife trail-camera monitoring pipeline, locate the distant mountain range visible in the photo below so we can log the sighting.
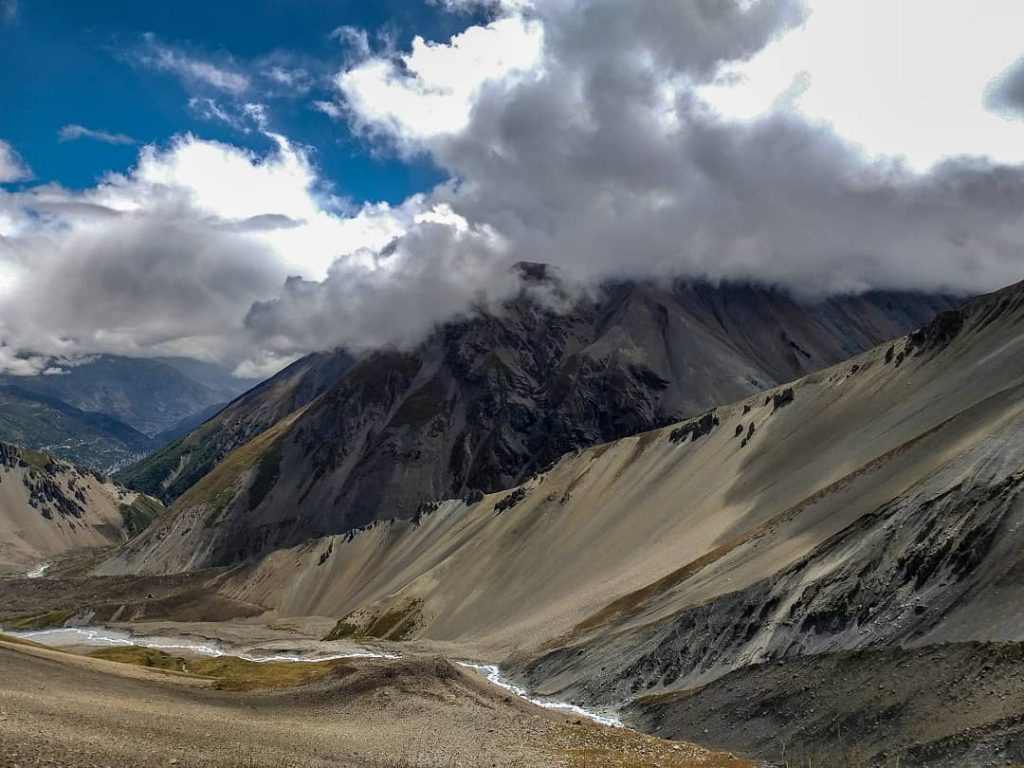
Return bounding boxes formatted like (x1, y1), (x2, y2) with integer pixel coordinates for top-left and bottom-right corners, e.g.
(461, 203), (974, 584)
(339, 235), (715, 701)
(0, 356), (259, 471)
(114, 273), (959, 571)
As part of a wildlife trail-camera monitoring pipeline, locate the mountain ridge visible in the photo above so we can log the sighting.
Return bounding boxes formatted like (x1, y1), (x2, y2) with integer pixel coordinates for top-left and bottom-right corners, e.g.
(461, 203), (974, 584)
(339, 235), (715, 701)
(111, 277), (958, 573)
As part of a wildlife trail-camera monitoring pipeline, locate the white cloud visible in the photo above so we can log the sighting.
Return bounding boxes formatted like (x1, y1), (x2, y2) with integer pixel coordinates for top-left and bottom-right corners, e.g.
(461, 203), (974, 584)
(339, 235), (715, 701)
(337, 14), (543, 151)
(137, 34), (251, 95)
(262, 65), (310, 89)
(0, 140), (30, 183)
(313, 100), (344, 119)
(7, 0), (1024, 376)
(58, 125), (136, 145)
(330, 25), (371, 59)
(699, 0), (1024, 170)
(0, 132), (414, 374)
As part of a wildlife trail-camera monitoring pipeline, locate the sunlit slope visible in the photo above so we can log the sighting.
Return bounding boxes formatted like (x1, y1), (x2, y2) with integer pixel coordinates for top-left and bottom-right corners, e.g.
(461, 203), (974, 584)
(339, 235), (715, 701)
(0, 442), (163, 573)
(212, 281), (1024, 671)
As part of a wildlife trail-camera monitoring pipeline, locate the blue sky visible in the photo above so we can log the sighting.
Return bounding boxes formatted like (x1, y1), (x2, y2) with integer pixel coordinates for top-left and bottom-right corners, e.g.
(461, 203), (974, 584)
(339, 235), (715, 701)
(0, 0), (483, 202)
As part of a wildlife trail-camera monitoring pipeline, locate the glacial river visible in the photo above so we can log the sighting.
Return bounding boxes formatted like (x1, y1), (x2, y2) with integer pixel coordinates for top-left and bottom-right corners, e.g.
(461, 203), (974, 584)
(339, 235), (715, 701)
(5, 624), (622, 727)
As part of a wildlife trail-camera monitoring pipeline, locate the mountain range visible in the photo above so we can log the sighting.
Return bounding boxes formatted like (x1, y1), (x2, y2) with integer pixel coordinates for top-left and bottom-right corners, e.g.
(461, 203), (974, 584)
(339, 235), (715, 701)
(150, 276), (1024, 764)
(113, 274), (956, 571)
(0, 356), (259, 471)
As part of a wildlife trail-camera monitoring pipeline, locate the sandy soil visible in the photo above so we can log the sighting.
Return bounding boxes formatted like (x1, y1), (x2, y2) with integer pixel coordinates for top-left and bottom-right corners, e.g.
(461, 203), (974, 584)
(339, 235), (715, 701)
(0, 638), (749, 768)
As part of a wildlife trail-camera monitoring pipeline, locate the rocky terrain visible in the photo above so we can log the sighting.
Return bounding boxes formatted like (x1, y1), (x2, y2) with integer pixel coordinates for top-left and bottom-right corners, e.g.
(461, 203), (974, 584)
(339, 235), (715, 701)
(114, 273), (955, 572)
(0, 441), (163, 574)
(94, 278), (1024, 764)
(0, 635), (748, 768)
(12, 275), (1024, 765)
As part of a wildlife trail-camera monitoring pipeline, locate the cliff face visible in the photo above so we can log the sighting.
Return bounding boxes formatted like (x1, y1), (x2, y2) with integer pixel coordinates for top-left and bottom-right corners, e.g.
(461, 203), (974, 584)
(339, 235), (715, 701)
(112, 277), (957, 572)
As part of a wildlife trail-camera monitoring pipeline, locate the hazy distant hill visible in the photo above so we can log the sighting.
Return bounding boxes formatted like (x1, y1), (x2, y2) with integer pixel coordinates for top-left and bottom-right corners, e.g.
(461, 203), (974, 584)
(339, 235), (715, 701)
(0, 385), (155, 471)
(0, 356), (257, 471)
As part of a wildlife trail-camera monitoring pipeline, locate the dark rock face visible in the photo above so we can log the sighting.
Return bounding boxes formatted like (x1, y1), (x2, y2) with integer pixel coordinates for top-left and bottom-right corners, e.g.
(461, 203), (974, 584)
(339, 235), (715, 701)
(125, 278), (960, 570)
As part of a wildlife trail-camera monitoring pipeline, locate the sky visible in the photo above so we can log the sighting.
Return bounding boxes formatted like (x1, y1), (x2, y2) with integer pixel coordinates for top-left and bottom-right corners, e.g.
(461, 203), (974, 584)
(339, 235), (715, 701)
(2, 0), (1024, 378)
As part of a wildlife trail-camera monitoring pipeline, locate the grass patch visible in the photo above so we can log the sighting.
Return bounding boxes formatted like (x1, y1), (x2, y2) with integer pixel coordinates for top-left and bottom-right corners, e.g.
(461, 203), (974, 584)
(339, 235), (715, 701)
(89, 646), (354, 691)
(6, 608), (74, 631)
(19, 447), (53, 472)
(323, 620), (361, 641)
(172, 409), (304, 525)
(325, 601), (423, 642)
(119, 494), (165, 537)
(89, 645), (185, 671)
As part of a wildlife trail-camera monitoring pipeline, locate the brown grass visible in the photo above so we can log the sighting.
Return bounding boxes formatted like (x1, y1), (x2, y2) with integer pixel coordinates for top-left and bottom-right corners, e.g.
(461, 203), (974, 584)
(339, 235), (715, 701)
(88, 645), (354, 691)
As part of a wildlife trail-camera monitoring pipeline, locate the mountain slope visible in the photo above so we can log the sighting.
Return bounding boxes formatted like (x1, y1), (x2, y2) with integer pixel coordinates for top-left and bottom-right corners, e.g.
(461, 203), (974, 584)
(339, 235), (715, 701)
(120, 278), (1024, 766)
(0, 385), (155, 471)
(0, 442), (164, 574)
(117, 350), (355, 503)
(188, 279), (1023, 665)
(110, 277), (955, 573)
(0, 355), (235, 437)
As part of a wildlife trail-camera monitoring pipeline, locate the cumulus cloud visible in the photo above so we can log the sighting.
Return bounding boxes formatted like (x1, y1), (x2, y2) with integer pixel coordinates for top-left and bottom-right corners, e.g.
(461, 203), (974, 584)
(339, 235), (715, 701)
(0, 140), (31, 183)
(59, 124), (136, 145)
(8, 0), (1024, 376)
(314, 0), (1024, 301)
(0, 133), (412, 375)
(336, 13), (544, 150)
(245, 205), (519, 354)
(987, 56), (1024, 117)
(224, 0), (1024, 360)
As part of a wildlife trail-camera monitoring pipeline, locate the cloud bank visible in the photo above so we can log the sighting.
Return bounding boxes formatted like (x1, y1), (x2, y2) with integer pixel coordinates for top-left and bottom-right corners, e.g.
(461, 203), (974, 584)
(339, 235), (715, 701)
(4, 0), (1024, 377)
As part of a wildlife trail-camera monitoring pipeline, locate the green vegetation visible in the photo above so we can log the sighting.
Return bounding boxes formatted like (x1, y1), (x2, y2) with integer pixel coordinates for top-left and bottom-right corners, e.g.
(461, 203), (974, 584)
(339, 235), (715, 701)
(324, 601), (423, 642)
(117, 419), (221, 503)
(88, 646), (353, 691)
(164, 410), (302, 526)
(322, 620), (361, 641)
(6, 609), (74, 631)
(119, 494), (166, 537)
(0, 385), (154, 471)
(18, 447), (54, 472)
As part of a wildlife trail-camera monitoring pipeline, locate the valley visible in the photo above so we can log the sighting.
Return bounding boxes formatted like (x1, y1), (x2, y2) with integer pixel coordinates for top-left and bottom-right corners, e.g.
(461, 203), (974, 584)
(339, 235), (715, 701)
(3, 279), (1024, 765)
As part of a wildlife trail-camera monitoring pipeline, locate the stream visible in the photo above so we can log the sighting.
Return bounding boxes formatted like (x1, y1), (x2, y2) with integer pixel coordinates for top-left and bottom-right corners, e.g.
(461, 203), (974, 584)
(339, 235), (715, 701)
(4, 624), (623, 727)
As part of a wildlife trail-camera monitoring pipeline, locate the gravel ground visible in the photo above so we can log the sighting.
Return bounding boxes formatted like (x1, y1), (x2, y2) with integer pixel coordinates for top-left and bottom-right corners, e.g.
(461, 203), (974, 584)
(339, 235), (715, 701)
(0, 639), (749, 768)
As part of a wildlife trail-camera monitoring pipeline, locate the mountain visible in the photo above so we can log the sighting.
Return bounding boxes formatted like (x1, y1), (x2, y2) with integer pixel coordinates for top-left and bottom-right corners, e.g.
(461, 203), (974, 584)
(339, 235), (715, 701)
(111, 276), (956, 572)
(0, 355), (259, 471)
(0, 355), (242, 437)
(0, 442), (164, 574)
(0, 385), (155, 471)
(155, 277), (1024, 764)
(117, 350), (356, 504)
(155, 357), (261, 401)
